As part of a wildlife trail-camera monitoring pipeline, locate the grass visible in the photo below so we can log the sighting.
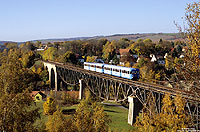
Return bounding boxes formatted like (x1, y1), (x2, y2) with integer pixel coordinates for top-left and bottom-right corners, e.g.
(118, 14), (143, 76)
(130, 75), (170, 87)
(32, 101), (48, 130)
(103, 103), (135, 132)
(31, 101), (135, 132)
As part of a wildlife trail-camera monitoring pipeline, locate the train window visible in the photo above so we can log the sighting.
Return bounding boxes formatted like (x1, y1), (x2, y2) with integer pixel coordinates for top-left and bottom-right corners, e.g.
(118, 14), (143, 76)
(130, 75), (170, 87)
(104, 67), (110, 70)
(97, 66), (102, 68)
(113, 69), (119, 72)
(123, 70), (128, 74)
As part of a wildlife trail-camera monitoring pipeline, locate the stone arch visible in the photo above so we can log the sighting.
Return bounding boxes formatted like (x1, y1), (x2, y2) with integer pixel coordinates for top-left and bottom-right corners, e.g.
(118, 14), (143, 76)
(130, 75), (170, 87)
(43, 62), (58, 91)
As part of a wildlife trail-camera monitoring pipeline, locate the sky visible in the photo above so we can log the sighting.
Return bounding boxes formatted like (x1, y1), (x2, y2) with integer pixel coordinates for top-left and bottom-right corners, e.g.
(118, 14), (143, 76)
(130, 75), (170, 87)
(0, 0), (195, 42)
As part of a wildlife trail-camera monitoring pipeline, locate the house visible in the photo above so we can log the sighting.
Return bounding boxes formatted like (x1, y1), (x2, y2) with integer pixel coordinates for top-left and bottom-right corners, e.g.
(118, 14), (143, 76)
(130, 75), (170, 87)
(150, 54), (165, 65)
(150, 54), (157, 62)
(119, 49), (136, 65)
(30, 91), (47, 102)
(119, 49), (133, 56)
(36, 44), (48, 51)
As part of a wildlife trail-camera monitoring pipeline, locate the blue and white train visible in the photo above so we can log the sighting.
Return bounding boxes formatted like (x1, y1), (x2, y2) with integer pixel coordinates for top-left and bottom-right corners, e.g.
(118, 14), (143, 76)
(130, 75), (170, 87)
(84, 62), (140, 80)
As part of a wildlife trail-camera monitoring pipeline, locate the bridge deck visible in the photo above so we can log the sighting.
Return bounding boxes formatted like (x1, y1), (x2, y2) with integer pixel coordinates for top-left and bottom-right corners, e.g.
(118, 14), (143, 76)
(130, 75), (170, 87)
(44, 61), (200, 102)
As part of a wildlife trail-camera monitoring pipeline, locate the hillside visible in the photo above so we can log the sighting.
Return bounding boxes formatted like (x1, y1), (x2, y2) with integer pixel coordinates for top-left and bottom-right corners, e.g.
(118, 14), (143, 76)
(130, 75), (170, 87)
(33, 33), (183, 43)
(0, 33), (184, 45)
(97, 33), (183, 41)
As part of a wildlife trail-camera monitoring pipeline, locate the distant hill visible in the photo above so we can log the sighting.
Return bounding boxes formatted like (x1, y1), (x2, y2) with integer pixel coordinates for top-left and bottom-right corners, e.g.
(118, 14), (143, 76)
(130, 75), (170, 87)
(33, 33), (183, 43)
(97, 33), (183, 42)
(0, 33), (184, 44)
(0, 41), (13, 45)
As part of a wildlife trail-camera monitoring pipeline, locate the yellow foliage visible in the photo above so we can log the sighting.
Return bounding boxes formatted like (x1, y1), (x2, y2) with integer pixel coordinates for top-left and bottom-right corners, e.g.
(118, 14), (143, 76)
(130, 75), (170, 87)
(72, 100), (110, 132)
(46, 106), (72, 132)
(134, 94), (190, 132)
(86, 56), (96, 62)
(186, 2), (200, 63)
(125, 62), (131, 67)
(43, 97), (56, 115)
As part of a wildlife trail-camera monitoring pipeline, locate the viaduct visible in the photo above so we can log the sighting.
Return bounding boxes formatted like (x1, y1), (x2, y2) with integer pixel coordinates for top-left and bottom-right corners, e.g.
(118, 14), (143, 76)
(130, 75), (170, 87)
(43, 61), (200, 129)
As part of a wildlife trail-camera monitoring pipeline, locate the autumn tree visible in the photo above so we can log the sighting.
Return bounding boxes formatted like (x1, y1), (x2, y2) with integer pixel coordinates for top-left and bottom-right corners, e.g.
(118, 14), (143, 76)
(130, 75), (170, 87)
(86, 56), (97, 62)
(72, 100), (110, 132)
(46, 107), (72, 132)
(21, 51), (36, 68)
(134, 94), (191, 132)
(41, 47), (58, 61)
(167, 1), (200, 92)
(0, 49), (40, 132)
(102, 40), (118, 62)
(4, 42), (18, 49)
(63, 51), (77, 64)
(0, 50), (35, 94)
(43, 97), (56, 115)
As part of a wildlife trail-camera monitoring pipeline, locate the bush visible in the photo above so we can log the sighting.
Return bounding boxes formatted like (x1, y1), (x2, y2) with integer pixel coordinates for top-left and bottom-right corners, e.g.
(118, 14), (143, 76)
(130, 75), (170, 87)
(43, 97), (56, 115)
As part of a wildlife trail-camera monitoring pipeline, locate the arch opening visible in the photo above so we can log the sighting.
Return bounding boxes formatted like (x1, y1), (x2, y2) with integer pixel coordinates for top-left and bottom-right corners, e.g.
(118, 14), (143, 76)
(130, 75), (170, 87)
(51, 68), (55, 90)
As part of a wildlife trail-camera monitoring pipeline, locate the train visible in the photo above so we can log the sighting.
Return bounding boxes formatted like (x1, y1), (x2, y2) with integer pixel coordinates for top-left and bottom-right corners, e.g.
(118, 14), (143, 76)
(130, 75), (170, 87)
(84, 62), (140, 80)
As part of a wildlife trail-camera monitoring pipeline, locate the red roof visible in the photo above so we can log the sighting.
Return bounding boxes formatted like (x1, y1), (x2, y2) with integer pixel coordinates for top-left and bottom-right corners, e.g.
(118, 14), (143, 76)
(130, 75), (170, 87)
(30, 91), (46, 99)
(119, 49), (131, 55)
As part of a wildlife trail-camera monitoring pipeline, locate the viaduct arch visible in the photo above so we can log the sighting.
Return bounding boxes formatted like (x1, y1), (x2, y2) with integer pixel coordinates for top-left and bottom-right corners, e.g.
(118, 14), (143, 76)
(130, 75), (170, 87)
(43, 62), (58, 91)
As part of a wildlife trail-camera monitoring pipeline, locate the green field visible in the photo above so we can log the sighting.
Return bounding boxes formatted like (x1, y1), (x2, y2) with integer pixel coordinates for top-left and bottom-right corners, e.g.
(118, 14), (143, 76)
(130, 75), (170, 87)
(32, 101), (135, 132)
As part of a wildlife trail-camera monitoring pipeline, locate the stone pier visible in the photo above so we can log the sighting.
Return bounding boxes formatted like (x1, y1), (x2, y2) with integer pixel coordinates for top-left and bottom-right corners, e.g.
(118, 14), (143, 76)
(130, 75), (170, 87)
(128, 96), (143, 125)
(79, 79), (83, 99)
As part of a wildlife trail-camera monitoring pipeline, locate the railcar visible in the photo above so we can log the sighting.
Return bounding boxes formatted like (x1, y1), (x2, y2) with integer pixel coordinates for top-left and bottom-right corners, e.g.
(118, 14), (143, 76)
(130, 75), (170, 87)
(83, 62), (91, 70)
(104, 64), (113, 75)
(94, 63), (104, 73)
(83, 62), (140, 80)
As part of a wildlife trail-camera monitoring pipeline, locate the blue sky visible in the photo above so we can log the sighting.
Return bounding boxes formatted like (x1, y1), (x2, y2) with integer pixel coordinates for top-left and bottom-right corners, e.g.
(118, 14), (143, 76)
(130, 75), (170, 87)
(0, 0), (193, 42)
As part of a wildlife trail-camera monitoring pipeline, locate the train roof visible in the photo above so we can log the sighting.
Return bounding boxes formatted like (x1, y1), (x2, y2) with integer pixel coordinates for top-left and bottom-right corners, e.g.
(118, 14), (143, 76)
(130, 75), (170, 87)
(104, 64), (139, 71)
(84, 62), (139, 71)
(84, 62), (104, 66)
